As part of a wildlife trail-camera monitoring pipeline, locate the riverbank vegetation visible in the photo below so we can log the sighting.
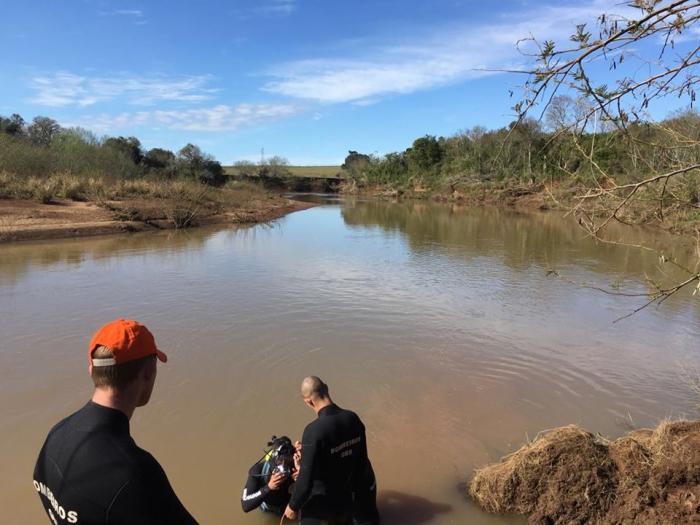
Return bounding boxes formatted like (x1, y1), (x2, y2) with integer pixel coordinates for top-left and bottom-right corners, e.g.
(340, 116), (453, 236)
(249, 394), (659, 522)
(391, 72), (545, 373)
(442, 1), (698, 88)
(342, 1), (700, 237)
(463, 6), (700, 520)
(341, 107), (700, 228)
(0, 116), (229, 187)
(344, 0), (700, 314)
(0, 117), (307, 240)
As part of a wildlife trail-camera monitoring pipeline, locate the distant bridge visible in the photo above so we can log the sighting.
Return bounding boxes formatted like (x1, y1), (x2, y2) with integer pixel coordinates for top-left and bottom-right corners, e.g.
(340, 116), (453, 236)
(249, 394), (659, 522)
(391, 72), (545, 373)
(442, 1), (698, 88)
(225, 165), (344, 180)
(224, 165), (345, 192)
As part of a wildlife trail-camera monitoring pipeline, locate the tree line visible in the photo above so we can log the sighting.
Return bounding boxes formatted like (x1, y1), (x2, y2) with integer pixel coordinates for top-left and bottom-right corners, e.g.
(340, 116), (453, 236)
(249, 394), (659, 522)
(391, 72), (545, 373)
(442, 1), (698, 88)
(0, 114), (226, 186)
(342, 102), (700, 205)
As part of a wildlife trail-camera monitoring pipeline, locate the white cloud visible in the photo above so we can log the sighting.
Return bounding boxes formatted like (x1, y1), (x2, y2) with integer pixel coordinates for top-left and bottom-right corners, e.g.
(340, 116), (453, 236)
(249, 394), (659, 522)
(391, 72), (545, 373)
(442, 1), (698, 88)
(64, 103), (302, 132)
(260, 0), (296, 15)
(113, 9), (143, 17)
(234, 0), (297, 18)
(100, 9), (143, 17)
(29, 72), (219, 107)
(262, 0), (634, 104)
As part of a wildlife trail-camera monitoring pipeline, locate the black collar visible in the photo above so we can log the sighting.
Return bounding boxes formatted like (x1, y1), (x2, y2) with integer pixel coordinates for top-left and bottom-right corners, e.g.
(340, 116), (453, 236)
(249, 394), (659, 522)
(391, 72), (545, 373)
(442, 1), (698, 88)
(318, 403), (340, 418)
(83, 401), (130, 435)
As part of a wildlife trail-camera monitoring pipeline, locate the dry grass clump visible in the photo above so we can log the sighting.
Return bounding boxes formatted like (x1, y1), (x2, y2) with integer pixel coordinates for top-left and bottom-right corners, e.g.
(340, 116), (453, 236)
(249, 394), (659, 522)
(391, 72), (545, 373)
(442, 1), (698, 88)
(607, 420), (700, 524)
(96, 179), (270, 228)
(158, 181), (213, 228)
(0, 171), (107, 203)
(0, 171), (274, 230)
(470, 425), (616, 524)
(0, 171), (267, 203)
(469, 421), (700, 524)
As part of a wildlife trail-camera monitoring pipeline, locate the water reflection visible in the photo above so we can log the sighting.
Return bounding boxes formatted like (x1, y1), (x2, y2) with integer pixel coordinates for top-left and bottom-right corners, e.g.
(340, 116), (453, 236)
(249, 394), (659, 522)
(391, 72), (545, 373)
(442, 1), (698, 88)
(376, 491), (452, 525)
(0, 225), (245, 286)
(1, 199), (698, 525)
(341, 199), (700, 312)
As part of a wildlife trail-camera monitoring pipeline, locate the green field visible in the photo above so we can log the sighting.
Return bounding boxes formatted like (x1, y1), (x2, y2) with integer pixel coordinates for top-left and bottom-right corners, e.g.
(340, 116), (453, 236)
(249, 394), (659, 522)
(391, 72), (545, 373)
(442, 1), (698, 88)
(225, 165), (343, 179)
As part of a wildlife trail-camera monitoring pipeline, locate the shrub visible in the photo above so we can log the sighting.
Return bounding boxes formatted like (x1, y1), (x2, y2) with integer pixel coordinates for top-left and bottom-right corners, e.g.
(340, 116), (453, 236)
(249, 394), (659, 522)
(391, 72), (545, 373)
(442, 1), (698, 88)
(28, 176), (62, 204)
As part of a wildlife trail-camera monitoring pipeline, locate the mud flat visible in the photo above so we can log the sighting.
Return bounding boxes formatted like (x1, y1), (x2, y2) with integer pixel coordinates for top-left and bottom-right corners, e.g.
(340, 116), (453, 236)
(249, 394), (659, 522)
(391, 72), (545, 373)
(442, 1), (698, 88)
(0, 197), (315, 243)
(469, 420), (700, 524)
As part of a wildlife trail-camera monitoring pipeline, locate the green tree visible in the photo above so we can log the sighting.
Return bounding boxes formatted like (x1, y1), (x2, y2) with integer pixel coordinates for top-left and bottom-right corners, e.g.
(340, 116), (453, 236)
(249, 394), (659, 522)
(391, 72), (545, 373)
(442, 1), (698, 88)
(178, 143), (225, 185)
(233, 160), (257, 176)
(342, 150), (371, 179)
(143, 148), (176, 170)
(27, 116), (61, 146)
(260, 155), (290, 178)
(199, 159), (226, 186)
(178, 143), (204, 178)
(104, 136), (142, 164)
(406, 135), (442, 171)
(0, 114), (25, 136)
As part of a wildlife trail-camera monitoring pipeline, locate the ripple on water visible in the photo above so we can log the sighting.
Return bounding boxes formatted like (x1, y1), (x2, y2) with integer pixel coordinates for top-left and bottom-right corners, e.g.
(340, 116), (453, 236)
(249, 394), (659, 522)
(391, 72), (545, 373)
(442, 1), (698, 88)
(1, 202), (698, 525)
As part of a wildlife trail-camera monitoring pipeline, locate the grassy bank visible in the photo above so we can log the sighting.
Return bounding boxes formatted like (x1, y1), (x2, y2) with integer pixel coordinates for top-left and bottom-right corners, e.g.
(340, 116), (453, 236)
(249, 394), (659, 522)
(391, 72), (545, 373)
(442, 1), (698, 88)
(337, 110), (700, 236)
(0, 114), (317, 242)
(0, 171), (312, 243)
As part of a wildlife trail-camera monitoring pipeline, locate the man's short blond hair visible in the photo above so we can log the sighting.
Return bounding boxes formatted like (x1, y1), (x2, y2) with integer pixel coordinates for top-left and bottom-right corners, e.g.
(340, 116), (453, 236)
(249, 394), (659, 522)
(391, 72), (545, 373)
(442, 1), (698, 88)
(301, 376), (329, 400)
(90, 345), (154, 389)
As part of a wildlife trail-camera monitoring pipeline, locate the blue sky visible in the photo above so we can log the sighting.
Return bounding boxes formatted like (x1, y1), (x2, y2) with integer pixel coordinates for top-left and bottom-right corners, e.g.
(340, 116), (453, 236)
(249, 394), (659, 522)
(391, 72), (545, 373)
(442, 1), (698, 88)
(1, 0), (695, 164)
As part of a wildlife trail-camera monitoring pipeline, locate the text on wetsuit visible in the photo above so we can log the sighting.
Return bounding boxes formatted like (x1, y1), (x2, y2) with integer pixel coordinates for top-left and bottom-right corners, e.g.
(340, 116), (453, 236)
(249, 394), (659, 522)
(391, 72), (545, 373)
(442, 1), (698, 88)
(33, 480), (79, 524)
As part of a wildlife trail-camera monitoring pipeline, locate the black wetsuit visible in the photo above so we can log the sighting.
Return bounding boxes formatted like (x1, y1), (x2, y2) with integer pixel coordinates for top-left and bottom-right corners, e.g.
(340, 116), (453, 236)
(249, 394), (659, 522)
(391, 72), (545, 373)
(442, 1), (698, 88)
(240, 460), (293, 514)
(353, 461), (380, 525)
(289, 403), (371, 525)
(33, 401), (197, 525)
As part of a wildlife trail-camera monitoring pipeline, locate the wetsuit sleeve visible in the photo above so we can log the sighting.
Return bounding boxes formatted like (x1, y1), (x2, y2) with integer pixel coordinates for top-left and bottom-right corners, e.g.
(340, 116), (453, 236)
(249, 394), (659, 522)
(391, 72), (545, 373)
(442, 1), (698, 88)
(106, 452), (197, 525)
(241, 463), (270, 512)
(288, 424), (317, 511)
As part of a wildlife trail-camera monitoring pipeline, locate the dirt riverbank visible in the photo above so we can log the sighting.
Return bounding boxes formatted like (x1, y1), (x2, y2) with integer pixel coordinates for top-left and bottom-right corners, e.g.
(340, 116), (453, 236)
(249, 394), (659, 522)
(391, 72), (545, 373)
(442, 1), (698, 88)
(0, 196), (315, 243)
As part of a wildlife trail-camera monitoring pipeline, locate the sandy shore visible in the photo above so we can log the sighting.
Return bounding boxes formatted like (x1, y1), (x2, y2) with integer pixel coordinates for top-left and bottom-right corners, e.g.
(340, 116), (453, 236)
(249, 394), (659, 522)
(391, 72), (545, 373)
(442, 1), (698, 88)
(0, 197), (315, 243)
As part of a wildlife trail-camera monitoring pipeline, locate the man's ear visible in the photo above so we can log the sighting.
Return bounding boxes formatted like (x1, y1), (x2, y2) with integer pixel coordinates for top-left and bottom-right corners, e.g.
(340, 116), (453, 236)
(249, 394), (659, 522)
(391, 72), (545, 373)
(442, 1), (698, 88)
(88, 363), (93, 376)
(142, 358), (157, 382)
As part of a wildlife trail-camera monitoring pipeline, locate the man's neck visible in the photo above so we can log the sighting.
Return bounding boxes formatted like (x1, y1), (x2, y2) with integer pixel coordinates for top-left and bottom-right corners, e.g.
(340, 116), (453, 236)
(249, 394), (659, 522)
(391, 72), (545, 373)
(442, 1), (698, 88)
(314, 398), (333, 415)
(92, 388), (137, 420)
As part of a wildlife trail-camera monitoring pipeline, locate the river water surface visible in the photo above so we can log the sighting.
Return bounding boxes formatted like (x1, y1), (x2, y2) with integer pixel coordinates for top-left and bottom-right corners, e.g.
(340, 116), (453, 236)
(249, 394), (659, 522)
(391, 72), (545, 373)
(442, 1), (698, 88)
(1, 198), (699, 524)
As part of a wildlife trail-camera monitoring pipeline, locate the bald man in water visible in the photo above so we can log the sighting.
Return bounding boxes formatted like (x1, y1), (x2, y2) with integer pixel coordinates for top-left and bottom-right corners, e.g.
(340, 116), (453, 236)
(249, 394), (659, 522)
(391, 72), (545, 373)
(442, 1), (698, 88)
(285, 377), (379, 525)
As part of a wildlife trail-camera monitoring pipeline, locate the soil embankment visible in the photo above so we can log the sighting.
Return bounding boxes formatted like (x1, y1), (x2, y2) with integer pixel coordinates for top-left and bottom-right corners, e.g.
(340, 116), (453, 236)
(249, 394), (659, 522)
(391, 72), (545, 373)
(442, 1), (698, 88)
(343, 180), (700, 236)
(469, 420), (700, 524)
(0, 197), (314, 243)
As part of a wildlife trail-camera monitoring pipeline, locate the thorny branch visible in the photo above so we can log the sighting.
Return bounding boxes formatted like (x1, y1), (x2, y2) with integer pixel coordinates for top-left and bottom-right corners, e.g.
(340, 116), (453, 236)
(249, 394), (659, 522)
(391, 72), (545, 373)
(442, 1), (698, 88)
(514, 0), (700, 318)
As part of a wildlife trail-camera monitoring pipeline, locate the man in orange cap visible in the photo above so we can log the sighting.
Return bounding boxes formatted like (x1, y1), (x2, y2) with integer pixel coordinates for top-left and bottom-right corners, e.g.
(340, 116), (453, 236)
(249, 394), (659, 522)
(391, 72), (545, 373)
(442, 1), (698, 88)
(33, 319), (198, 525)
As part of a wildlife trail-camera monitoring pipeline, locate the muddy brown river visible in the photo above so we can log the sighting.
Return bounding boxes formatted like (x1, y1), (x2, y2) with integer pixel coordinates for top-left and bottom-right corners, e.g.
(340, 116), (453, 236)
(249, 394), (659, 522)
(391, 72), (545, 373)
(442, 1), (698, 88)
(1, 198), (699, 524)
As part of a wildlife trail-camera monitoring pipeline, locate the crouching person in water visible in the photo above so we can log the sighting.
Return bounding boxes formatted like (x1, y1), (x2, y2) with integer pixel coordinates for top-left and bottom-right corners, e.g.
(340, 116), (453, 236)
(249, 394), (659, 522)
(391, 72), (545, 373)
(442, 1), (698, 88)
(241, 436), (300, 515)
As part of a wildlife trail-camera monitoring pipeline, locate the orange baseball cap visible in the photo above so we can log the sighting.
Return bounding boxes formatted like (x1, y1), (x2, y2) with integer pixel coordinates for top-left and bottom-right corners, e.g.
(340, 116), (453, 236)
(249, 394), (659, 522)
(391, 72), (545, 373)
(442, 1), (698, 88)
(88, 319), (168, 367)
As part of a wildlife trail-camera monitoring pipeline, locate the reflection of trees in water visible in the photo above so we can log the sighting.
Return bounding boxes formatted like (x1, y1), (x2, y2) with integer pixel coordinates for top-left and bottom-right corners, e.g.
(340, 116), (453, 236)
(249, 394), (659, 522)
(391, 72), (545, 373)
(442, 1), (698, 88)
(0, 228), (221, 285)
(0, 217), (281, 286)
(341, 200), (698, 309)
